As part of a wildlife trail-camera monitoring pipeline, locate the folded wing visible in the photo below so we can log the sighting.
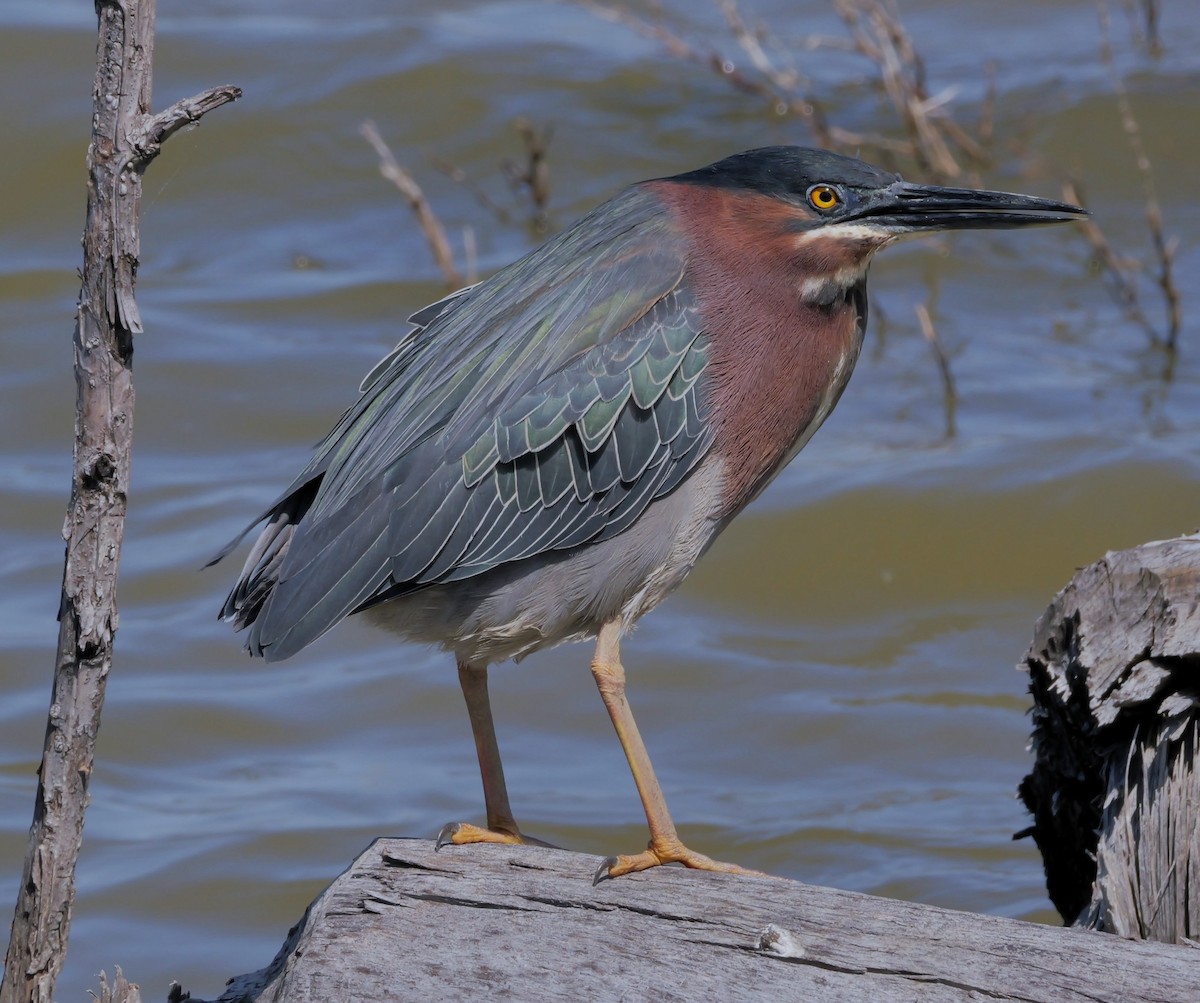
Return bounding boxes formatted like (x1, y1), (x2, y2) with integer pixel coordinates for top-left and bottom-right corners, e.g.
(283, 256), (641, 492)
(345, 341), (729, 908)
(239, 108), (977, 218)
(218, 186), (713, 660)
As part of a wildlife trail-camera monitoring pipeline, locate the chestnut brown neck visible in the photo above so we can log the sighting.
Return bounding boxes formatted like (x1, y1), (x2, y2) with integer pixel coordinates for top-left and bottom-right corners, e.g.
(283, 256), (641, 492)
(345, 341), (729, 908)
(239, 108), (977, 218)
(649, 180), (876, 520)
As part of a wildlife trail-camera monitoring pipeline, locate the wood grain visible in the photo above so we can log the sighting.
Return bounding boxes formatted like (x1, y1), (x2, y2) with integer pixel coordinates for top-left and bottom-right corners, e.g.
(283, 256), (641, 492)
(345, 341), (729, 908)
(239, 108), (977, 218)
(188, 838), (1198, 1002)
(1021, 535), (1200, 942)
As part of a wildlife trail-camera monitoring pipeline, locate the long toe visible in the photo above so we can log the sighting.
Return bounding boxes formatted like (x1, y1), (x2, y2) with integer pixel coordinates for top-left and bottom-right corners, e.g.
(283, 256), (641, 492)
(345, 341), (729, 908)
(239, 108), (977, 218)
(435, 821), (558, 850)
(593, 836), (767, 884)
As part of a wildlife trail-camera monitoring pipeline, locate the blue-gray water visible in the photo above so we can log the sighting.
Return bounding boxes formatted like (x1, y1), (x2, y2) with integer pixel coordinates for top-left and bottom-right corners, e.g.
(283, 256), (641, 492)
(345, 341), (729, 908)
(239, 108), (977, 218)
(2, 1), (1199, 997)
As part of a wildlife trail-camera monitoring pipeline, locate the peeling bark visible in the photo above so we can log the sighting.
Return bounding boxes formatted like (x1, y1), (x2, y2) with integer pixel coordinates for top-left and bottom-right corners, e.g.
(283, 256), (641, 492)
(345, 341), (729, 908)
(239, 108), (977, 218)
(0, 3), (238, 1001)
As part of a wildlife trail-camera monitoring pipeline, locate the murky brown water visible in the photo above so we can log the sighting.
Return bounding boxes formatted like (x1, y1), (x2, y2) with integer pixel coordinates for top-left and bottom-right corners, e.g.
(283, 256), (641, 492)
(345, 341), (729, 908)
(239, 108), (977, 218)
(2, 0), (1199, 996)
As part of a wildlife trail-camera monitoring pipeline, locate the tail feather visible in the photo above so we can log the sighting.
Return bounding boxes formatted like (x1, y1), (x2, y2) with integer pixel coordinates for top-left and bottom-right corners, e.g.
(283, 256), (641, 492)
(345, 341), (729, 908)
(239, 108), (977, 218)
(214, 478), (321, 648)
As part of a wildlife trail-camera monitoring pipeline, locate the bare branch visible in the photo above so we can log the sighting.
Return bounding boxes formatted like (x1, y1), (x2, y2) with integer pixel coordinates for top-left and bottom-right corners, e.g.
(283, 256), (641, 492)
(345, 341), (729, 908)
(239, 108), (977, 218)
(977, 61), (997, 150)
(915, 302), (956, 439)
(572, 0), (997, 175)
(570, 0), (832, 148)
(1, 2), (238, 1000)
(503, 118), (554, 233)
(1062, 180), (1157, 339)
(1120, 0), (1162, 56)
(1141, 0), (1162, 55)
(360, 120), (463, 288)
(716, 0), (805, 96)
(1096, 2), (1180, 348)
(131, 85), (242, 166)
(1146, 211), (1181, 352)
(428, 155), (513, 225)
(834, 0), (982, 181)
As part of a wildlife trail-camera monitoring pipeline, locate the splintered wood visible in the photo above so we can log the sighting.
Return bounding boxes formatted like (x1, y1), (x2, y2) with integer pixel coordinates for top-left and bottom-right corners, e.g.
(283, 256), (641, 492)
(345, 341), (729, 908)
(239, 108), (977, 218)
(1020, 535), (1200, 943)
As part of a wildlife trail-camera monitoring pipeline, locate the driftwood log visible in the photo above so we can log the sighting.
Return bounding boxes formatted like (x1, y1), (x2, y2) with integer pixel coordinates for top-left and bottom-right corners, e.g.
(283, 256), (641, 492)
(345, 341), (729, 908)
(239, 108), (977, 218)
(1020, 535), (1200, 942)
(93, 541), (1200, 1001)
(159, 837), (1196, 1003)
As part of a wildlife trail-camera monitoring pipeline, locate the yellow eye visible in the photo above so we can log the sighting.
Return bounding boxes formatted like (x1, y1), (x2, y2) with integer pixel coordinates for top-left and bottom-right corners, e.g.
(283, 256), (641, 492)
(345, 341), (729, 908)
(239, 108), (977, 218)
(808, 184), (841, 211)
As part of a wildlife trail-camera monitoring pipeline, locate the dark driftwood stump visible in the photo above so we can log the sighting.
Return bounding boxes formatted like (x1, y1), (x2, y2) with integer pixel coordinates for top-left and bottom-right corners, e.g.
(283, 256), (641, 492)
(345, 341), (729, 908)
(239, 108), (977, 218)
(176, 838), (1197, 1003)
(1020, 535), (1200, 943)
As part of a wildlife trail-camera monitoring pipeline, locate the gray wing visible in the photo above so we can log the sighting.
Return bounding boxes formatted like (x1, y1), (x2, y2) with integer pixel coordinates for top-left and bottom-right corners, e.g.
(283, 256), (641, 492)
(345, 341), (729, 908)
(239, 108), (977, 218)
(380, 284), (711, 588)
(219, 186), (713, 660)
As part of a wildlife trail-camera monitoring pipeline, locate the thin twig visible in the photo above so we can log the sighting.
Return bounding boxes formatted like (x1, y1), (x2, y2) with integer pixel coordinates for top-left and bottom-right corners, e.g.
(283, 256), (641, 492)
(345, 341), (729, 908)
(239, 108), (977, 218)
(131, 84), (242, 164)
(1120, 0), (1162, 56)
(1141, 0), (1161, 55)
(571, 0), (891, 154)
(428, 155), (513, 225)
(1097, 2), (1180, 348)
(360, 119), (463, 288)
(571, 0), (997, 179)
(1061, 179), (1156, 339)
(503, 118), (554, 233)
(1146, 209), (1181, 351)
(835, 0), (987, 181)
(977, 61), (997, 150)
(915, 302), (956, 439)
(716, 0), (805, 97)
(661, 1), (932, 153)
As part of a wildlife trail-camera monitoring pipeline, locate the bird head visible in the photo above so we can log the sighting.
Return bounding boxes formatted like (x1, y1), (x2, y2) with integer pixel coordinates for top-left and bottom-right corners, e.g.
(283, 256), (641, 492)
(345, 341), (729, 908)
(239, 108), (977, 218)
(671, 146), (1085, 235)
(664, 146), (1086, 306)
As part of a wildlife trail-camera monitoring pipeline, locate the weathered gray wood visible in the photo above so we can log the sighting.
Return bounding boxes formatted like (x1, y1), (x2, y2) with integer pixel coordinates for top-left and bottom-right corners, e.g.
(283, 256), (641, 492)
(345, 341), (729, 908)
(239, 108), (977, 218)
(1020, 535), (1200, 942)
(184, 838), (1197, 1003)
(0, 4), (238, 1002)
(97, 969), (141, 1003)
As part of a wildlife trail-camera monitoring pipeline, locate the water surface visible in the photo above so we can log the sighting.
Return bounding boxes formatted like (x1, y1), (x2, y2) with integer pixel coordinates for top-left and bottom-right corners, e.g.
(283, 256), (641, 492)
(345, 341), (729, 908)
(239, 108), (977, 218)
(1, 1), (1198, 996)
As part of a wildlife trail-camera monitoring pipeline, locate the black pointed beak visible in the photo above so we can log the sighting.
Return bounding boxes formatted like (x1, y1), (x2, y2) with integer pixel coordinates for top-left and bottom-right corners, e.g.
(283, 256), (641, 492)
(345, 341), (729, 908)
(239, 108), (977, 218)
(852, 180), (1088, 232)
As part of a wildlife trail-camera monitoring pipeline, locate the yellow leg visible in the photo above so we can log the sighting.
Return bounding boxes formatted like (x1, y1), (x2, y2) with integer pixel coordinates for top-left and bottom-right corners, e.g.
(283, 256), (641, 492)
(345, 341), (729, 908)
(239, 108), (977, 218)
(437, 661), (553, 850)
(590, 620), (763, 883)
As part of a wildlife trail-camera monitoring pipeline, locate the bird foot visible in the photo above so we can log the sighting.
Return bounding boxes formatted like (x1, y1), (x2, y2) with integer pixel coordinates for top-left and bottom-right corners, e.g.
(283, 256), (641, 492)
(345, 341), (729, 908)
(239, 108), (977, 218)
(435, 821), (558, 850)
(593, 836), (765, 885)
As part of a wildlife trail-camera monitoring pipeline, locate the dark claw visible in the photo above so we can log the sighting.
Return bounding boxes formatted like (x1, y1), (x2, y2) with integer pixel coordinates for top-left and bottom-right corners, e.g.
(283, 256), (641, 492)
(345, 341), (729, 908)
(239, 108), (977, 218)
(435, 822), (461, 851)
(592, 855), (618, 886)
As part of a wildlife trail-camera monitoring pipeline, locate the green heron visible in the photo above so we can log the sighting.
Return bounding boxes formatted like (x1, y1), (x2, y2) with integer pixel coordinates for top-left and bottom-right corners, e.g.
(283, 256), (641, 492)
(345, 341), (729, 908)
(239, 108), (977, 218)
(215, 146), (1084, 882)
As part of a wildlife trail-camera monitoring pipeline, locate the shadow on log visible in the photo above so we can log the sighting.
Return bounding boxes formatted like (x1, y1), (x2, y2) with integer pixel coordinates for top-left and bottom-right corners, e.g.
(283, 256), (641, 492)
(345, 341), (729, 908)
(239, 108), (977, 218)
(169, 837), (1196, 1003)
(1020, 535), (1200, 942)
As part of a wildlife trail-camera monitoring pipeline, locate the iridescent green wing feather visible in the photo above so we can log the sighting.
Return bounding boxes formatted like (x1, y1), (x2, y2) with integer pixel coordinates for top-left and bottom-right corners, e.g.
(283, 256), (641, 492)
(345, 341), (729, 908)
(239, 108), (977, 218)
(229, 186), (713, 659)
